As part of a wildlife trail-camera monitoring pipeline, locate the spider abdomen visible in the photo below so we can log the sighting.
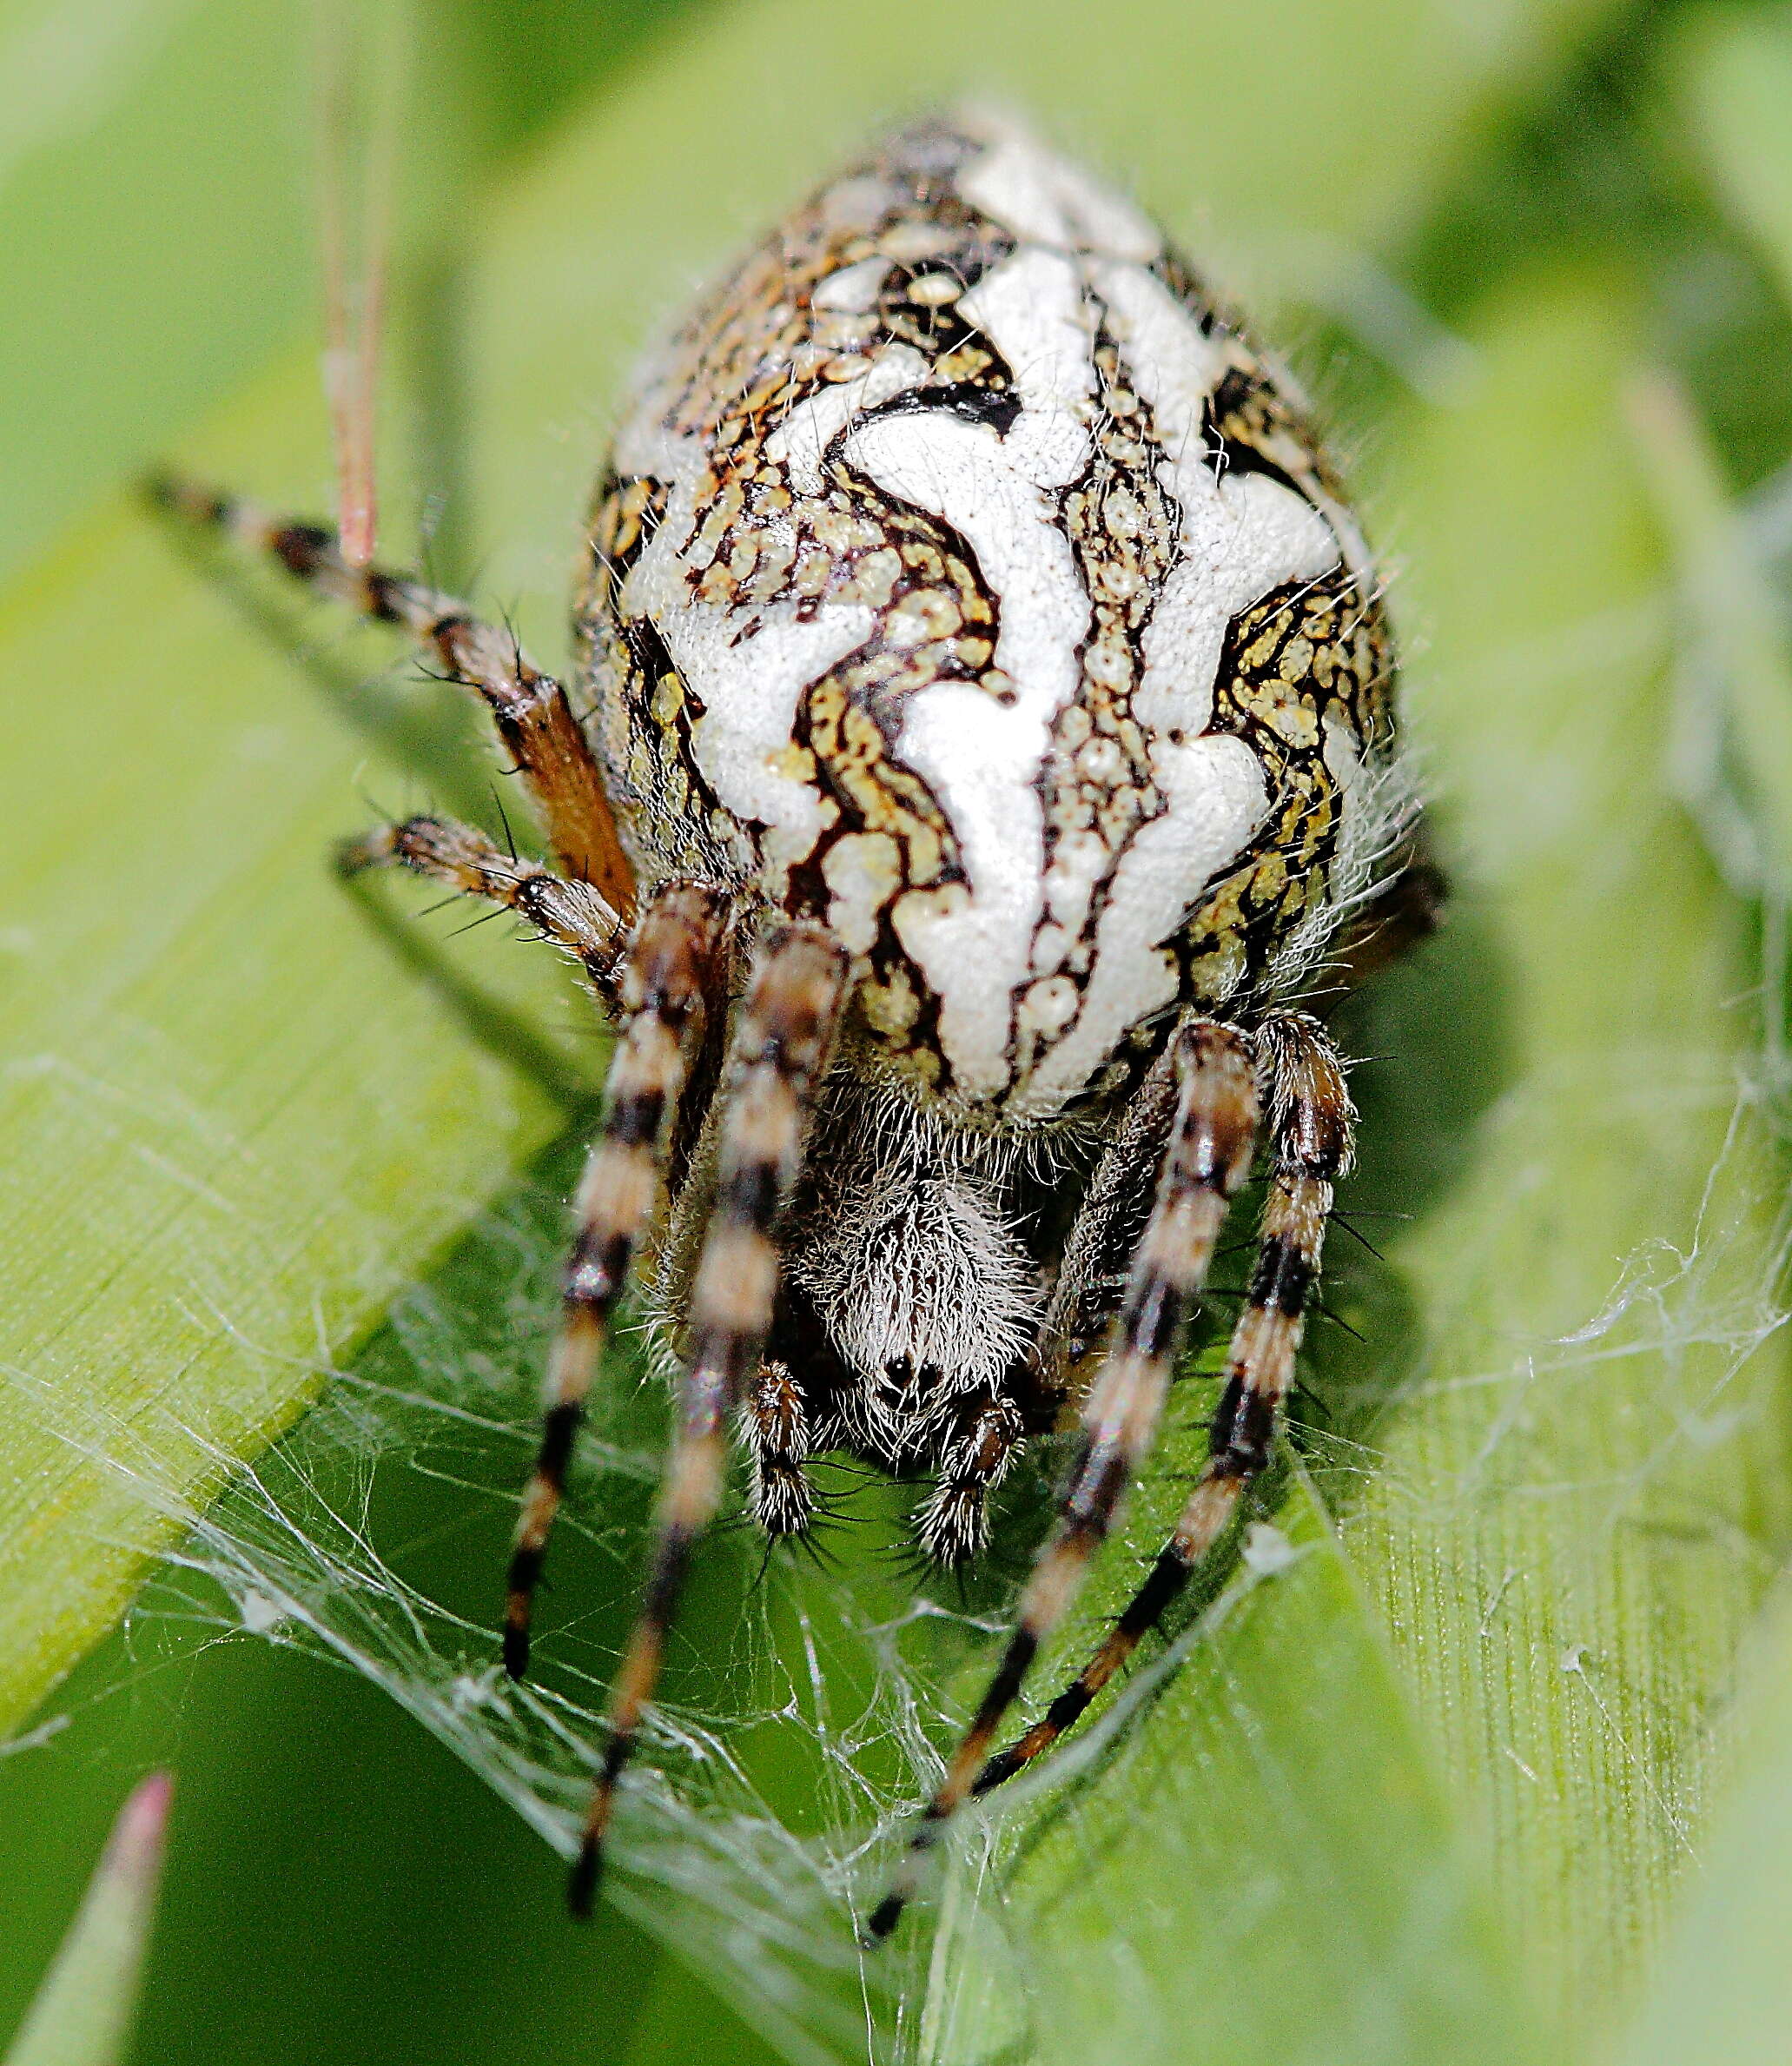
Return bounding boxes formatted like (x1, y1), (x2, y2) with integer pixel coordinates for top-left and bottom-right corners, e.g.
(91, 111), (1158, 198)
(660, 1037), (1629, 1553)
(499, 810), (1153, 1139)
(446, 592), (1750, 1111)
(579, 109), (1399, 1123)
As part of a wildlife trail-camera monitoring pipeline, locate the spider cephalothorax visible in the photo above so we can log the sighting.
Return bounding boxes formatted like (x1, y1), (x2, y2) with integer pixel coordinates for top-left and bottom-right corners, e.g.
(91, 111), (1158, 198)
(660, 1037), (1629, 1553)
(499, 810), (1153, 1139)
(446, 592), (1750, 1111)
(156, 106), (1432, 1935)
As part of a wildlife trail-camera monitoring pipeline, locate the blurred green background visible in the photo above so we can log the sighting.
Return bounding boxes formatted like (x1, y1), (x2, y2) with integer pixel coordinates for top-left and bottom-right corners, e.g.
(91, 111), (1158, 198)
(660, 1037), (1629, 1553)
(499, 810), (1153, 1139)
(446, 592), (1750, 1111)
(7, 0), (1792, 2061)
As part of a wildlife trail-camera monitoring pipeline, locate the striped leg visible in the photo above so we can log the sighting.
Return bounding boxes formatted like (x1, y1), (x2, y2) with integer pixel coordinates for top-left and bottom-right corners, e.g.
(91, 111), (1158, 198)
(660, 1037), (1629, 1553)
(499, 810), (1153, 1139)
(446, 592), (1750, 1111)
(1027, 1035), (1185, 1422)
(503, 881), (730, 1679)
(867, 1018), (1260, 1939)
(569, 922), (850, 1917)
(969, 1012), (1355, 1803)
(149, 477), (635, 910)
(339, 814), (625, 1003)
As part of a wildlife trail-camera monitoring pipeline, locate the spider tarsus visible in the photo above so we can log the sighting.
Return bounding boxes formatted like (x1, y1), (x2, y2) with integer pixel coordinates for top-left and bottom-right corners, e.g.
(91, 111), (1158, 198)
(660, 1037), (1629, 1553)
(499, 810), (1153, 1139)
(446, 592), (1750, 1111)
(333, 826), (394, 878)
(504, 1537), (546, 1679)
(566, 1838), (600, 1920)
(501, 1611), (530, 1682)
(969, 1745), (1022, 1796)
(142, 467), (235, 532)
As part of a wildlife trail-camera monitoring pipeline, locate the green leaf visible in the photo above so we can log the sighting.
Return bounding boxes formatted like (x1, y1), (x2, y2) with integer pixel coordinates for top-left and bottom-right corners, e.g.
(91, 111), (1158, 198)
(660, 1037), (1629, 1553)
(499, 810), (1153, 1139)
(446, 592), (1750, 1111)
(1620, 1585), (1792, 2066)
(0, 0), (312, 589)
(1612, 35), (1792, 2059)
(1335, 269), (1789, 2042)
(1673, 5), (1792, 314)
(1626, 368), (1792, 891)
(4, 1774), (172, 2066)
(0, 0), (699, 590)
(0, 368), (592, 1734)
(15, 3), (1742, 2063)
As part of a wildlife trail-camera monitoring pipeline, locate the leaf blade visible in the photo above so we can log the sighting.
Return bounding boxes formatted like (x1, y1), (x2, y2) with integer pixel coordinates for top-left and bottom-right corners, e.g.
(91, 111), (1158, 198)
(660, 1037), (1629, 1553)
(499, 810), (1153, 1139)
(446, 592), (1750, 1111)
(0, 399), (593, 1733)
(4, 1773), (172, 2066)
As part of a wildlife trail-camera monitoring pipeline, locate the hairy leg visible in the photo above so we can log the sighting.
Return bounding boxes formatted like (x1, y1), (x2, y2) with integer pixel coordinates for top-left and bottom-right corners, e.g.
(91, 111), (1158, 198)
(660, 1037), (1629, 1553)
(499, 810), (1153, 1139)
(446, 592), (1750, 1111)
(339, 813), (625, 1003)
(1027, 1036), (1186, 1427)
(151, 477), (635, 909)
(969, 1012), (1355, 1800)
(502, 881), (730, 1679)
(868, 1017), (1260, 1937)
(571, 921), (849, 1917)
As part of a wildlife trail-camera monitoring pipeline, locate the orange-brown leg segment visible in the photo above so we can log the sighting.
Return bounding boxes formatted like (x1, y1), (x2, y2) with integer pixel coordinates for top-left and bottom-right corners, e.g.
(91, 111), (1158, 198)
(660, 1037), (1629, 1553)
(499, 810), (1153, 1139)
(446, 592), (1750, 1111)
(502, 881), (730, 1680)
(569, 921), (850, 1917)
(867, 1016), (1260, 1939)
(968, 1012), (1355, 1805)
(149, 476), (636, 911)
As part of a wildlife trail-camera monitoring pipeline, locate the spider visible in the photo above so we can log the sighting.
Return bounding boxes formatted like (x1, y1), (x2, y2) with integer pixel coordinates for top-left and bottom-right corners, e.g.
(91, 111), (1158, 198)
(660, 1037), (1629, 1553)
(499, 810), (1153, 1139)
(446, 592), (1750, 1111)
(153, 107), (1438, 1936)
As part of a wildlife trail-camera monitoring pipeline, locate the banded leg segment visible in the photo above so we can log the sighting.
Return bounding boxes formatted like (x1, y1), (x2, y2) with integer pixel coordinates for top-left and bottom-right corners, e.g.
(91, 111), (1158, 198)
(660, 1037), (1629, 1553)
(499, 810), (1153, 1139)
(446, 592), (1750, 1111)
(570, 923), (850, 1917)
(868, 1018), (1260, 1939)
(151, 477), (635, 910)
(971, 1012), (1356, 1801)
(503, 882), (730, 1680)
(1027, 1036), (1185, 1424)
(340, 814), (625, 1002)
